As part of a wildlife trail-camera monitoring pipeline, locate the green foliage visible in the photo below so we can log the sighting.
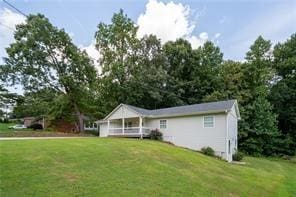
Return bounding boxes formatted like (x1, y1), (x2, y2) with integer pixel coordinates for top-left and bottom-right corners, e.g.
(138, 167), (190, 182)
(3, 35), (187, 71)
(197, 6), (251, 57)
(150, 129), (163, 141)
(270, 34), (296, 151)
(1, 14), (97, 132)
(203, 36), (286, 156)
(201, 146), (215, 157)
(239, 96), (279, 156)
(203, 60), (245, 102)
(233, 151), (244, 161)
(1, 10), (294, 156)
(163, 40), (223, 106)
(12, 88), (57, 118)
(95, 9), (140, 114)
(0, 85), (19, 118)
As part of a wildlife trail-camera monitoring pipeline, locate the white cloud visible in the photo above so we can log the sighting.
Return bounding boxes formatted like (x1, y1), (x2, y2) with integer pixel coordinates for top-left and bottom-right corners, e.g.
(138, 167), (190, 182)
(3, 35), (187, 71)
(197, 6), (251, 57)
(186, 36), (203, 49)
(199, 32), (208, 40)
(214, 33), (221, 39)
(137, 0), (207, 49)
(80, 41), (101, 73)
(0, 8), (26, 64)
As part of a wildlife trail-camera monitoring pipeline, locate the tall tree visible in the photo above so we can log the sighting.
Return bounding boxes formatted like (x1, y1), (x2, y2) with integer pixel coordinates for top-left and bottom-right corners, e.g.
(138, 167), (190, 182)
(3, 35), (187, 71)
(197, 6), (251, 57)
(0, 84), (18, 119)
(203, 60), (245, 102)
(162, 40), (223, 106)
(1, 14), (96, 132)
(128, 35), (167, 109)
(239, 95), (280, 155)
(195, 41), (223, 102)
(95, 9), (140, 114)
(244, 36), (273, 99)
(270, 33), (296, 152)
(162, 39), (194, 106)
(238, 36), (280, 155)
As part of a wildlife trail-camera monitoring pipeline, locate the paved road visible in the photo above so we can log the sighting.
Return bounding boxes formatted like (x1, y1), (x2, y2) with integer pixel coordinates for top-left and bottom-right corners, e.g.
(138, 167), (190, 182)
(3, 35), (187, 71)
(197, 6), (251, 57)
(0, 137), (95, 140)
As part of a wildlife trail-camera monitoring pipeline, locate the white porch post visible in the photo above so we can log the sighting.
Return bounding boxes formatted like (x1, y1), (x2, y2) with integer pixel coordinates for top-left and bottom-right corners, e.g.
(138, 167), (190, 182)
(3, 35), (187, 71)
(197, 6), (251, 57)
(122, 118), (125, 134)
(139, 116), (143, 139)
(107, 120), (110, 135)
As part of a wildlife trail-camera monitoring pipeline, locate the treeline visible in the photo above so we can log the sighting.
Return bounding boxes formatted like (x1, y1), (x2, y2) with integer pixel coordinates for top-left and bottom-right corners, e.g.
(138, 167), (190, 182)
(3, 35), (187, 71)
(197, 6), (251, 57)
(1, 10), (295, 156)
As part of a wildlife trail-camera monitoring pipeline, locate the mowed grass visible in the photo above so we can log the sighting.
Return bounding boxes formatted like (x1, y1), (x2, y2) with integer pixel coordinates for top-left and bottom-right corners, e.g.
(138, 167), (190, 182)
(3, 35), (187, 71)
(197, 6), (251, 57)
(0, 123), (15, 132)
(0, 123), (34, 133)
(0, 138), (295, 196)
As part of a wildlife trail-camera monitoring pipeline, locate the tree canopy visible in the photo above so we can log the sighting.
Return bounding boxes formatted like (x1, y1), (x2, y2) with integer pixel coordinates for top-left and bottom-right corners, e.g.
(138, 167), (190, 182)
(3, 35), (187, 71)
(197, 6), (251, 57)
(1, 10), (295, 156)
(1, 14), (97, 131)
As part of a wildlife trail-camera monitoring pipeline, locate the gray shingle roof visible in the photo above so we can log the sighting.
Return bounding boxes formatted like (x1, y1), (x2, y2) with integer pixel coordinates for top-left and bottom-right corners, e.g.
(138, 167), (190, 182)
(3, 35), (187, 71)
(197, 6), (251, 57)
(125, 100), (236, 117)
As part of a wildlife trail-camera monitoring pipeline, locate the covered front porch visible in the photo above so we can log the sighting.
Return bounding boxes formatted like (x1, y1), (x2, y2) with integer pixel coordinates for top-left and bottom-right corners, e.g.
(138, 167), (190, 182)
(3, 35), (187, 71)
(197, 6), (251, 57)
(107, 117), (151, 138)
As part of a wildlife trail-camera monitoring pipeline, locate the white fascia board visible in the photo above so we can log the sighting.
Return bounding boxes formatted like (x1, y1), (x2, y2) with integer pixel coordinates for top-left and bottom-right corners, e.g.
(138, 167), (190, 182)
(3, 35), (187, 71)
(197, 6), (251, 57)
(147, 110), (227, 119)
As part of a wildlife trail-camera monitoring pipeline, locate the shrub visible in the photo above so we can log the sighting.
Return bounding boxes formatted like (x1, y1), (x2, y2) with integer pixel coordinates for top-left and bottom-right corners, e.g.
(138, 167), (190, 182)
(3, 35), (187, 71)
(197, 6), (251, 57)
(201, 146), (215, 157)
(232, 151), (244, 161)
(150, 129), (163, 141)
(28, 123), (43, 130)
(85, 129), (99, 136)
(2, 118), (9, 123)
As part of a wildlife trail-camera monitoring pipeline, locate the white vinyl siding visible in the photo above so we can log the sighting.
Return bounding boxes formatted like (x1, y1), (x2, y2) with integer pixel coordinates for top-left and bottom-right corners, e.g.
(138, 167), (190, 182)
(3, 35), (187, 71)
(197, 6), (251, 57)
(203, 116), (214, 128)
(159, 120), (167, 129)
(146, 113), (227, 156)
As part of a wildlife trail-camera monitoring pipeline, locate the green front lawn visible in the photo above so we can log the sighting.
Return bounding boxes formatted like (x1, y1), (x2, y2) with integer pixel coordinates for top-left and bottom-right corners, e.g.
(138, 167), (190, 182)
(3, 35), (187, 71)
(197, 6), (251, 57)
(0, 123), (34, 133)
(0, 123), (15, 132)
(0, 138), (295, 196)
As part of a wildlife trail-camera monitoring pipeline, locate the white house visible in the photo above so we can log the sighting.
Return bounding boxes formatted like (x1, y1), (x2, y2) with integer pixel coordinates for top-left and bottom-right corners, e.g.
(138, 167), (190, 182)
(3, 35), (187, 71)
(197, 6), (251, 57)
(98, 100), (240, 162)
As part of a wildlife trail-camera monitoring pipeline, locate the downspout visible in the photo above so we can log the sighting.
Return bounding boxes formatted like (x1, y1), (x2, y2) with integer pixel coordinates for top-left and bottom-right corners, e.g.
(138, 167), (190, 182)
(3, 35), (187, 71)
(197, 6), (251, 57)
(225, 110), (230, 162)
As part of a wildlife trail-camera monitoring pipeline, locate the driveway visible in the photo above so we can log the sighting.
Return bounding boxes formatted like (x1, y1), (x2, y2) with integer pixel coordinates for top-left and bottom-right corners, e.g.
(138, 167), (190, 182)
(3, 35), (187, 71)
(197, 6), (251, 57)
(0, 137), (95, 140)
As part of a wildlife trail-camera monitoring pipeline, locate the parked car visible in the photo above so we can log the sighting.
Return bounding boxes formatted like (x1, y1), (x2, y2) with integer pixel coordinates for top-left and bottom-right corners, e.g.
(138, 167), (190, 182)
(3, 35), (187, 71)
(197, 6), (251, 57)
(8, 124), (27, 129)
(28, 123), (43, 130)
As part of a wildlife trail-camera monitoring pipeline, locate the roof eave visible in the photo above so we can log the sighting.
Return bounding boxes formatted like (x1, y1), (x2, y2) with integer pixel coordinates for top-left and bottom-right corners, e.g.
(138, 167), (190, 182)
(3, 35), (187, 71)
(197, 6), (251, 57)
(103, 103), (145, 121)
(148, 109), (228, 118)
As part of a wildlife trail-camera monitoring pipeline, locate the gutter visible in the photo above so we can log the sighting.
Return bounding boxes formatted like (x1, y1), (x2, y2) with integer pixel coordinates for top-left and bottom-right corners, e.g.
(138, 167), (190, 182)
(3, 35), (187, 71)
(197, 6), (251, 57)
(147, 109), (228, 119)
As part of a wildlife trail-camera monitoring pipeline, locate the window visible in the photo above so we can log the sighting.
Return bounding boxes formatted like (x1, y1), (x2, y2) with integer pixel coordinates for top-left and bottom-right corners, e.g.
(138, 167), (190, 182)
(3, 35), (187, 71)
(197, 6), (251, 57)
(203, 116), (214, 128)
(125, 121), (132, 128)
(160, 120), (167, 129)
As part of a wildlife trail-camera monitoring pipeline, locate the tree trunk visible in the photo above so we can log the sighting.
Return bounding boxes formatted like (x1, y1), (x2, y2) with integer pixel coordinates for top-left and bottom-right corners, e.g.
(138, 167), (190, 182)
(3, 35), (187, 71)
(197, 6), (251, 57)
(74, 103), (84, 133)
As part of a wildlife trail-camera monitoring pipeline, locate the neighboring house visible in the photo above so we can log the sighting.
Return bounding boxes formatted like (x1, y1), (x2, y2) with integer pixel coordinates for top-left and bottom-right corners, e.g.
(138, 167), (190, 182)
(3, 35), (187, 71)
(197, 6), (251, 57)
(23, 117), (35, 127)
(23, 116), (47, 128)
(83, 115), (99, 131)
(98, 100), (240, 162)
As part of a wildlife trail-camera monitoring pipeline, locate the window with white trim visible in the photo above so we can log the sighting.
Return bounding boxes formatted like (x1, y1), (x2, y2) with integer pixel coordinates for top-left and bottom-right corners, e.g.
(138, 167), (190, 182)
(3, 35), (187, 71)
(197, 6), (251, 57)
(160, 120), (167, 129)
(203, 116), (214, 128)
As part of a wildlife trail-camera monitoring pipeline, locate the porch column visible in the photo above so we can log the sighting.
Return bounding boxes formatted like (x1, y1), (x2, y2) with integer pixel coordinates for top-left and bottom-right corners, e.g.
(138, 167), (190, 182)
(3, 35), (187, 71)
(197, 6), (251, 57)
(107, 120), (110, 135)
(122, 118), (125, 134)
(139, 116), (143, 139)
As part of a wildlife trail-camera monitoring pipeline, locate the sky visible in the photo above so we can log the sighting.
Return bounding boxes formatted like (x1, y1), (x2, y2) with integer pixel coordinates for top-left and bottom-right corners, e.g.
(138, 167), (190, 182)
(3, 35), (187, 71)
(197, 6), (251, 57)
(0, 0), (296, 93)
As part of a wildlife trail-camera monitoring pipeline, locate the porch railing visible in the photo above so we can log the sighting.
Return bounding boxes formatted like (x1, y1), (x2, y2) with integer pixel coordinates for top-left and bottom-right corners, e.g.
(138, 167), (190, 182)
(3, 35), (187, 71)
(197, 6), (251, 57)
(108, 127), (151, 135)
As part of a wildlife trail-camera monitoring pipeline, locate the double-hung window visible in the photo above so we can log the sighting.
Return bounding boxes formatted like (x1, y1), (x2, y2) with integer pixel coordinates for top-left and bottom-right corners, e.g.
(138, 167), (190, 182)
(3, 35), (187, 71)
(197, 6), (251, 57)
(160, 120), (167, 129)
(203, 116), (214, 128)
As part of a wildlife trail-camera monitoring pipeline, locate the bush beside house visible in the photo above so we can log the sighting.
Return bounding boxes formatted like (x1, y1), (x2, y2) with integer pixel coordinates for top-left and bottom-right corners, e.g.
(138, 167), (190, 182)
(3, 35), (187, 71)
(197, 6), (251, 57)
(201, 147), (215, 157)
(150, 129), (163, 141)
(233, 151), (244, 161)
